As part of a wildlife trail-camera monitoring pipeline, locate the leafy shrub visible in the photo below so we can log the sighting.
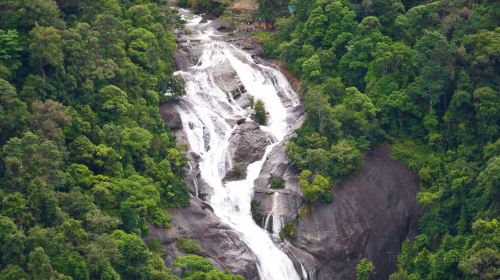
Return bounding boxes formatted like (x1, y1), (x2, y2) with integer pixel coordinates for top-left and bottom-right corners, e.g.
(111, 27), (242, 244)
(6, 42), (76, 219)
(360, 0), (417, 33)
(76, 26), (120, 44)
(254, 99), (267, 125)
(356, 258), (375, 280)
(298, 170), (333, 204)
(177, 237), (201, 254)
(279, 221), (297, 241)
(271, 177), (285, 189)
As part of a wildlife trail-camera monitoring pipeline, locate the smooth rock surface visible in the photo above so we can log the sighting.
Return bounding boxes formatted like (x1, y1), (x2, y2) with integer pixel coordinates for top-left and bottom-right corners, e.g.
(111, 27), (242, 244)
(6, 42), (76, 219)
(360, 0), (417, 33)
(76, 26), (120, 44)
(146, 197), (259, 280)
(223, 121), (274, 181)
(254, 146), (422, 280)
(159, 102), (183, 130)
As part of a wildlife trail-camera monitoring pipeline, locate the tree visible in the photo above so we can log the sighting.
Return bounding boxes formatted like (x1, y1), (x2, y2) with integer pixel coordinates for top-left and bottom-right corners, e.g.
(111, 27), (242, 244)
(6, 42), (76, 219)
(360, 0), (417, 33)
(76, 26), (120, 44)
(304, 148), (330, 175)
(352, 0), (405, 35)
(329, 139), (363, 179)
(356, 258), (375, 280)
(0, 0), (63, 31)
(1, 192), (29, 228)
(30, 99), (71, 141)
(463, 28), (500, 85)
(336, 87), (377, 136)
(473, 87), (499, 142)
(98, 85), (131, 115)
(459, 219), (500, 280)
(407, 30), (452, 115)
(127, 28), (158, 70)
(122, 127), (153, 158)
(0, 29), (24, 75)
(301, 54), (322, 80)
(68, 136), (96, 164)
(2, 132), (65, 192)
(112, 230), (151, 279)
(0, 215), (26, 266)
(339, 16), (388, 90)
(86, 234), (120, 280)
(394, 1), (441, 44)
(304, 87), (335, 136)
(28, 247), (56, 280)
(303, 6), (328, 46)
(172, 254), (214, 278)
(53, 251), (89, 280)
(0, 264), (28, 280)
(0, 79), (29, 142)
(477, 157), (500, 210)
(29, 25), (64, 79)
(176, 237), (201, 254)
(365, 42), (417, 92)
(254, 99), (267, 125)
(298, 170), (333, 204)
(0, 1), (196, 279)
(84, 209), (120, 234)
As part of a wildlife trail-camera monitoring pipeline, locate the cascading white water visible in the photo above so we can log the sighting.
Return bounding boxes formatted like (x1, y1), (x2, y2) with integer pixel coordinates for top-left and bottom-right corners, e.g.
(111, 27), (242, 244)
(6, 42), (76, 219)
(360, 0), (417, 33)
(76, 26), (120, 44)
(174, 9), (301, 280)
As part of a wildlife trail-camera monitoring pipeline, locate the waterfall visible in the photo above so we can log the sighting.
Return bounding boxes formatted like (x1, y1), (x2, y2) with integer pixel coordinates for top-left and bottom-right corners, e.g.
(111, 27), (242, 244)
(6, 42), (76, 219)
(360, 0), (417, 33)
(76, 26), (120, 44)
(173, 9), (301, 280)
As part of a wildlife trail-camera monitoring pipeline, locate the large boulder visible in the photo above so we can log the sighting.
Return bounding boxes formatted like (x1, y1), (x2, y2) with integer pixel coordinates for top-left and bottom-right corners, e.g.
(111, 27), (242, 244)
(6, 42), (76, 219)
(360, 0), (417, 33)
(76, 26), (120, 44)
(230, 121), (272, 164)
(253, 146), (422, 280)
(146, 197), (259, 280)
(210, 18), (231, 31)
(293, 147), (421, 279)
(224, 121), (274, 181)
(173, 47), (192, 71)
(160, 102), (182, 130)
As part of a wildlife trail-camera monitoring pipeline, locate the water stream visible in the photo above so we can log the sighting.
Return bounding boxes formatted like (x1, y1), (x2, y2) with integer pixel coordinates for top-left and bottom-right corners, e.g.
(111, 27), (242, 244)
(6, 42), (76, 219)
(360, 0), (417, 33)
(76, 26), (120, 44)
(173, 9), (302, 280)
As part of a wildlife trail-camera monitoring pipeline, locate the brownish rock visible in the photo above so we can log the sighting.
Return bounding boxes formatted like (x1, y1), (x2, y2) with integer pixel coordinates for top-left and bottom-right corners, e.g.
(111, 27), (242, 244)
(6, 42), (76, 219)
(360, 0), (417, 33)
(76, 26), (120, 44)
(254, 146), (422, 280)
(146, 197), (259, 280)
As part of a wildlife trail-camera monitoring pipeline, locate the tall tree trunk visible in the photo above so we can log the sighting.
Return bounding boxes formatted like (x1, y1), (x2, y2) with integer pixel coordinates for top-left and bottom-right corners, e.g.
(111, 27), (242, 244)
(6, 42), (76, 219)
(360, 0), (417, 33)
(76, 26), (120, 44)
(40, 62), (46, 80)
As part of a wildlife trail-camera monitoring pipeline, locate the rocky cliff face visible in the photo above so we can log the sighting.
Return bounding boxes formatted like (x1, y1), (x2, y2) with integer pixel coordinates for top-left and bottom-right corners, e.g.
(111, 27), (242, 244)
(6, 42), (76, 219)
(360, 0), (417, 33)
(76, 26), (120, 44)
(254, 146), (422, 280)
(146, 197), (260, 280)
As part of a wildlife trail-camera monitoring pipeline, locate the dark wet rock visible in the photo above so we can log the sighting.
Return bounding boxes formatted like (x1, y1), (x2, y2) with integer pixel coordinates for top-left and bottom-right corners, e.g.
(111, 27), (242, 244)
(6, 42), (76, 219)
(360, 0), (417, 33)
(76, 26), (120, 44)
(160, 102), (182, 130)
(254, 146), (422, 280)
(174, 40), (204, 70)
(230, 121), (273, 166)
(226, 36), (265, 58)
(223, 121), (273, 181)
(229, 83), (246, 99)
(210, 18), (231, 31)
(185, 152), (212, 200)
(211, 64), (249, 106)
(173, 47), (191, 71)
(223, 165), (248, 181)
(146, 197), (259, 280)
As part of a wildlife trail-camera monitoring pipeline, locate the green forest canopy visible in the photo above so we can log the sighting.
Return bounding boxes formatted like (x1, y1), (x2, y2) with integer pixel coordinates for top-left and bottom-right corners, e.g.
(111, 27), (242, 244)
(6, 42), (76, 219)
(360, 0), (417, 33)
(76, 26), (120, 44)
(0, 0), (499, 279)
(0, 0), (242, 279)
(258, 0), (499, 279)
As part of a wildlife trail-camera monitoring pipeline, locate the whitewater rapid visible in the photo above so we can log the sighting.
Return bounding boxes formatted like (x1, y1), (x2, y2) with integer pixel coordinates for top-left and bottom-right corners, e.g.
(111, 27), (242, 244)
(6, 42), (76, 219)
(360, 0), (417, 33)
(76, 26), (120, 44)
(173, 10), (302, 280)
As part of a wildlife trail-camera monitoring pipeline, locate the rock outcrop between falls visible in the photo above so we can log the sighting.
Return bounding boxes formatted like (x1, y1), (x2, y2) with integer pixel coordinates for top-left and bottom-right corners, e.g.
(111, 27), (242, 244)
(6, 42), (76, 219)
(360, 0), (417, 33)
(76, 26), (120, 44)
(146, 197), (259, 280)
(254, 146), (422, 280)
(224, 121), (274, 181)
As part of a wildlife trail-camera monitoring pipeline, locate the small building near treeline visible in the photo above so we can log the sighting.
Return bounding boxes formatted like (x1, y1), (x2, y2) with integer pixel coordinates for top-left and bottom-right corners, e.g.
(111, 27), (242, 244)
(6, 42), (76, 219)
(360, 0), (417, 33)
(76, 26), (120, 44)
(231, 1), (278, 31)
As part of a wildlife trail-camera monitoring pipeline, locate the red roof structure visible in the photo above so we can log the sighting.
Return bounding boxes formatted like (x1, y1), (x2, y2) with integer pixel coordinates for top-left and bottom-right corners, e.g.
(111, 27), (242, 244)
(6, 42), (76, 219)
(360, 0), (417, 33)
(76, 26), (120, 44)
(231, 2), (257, 11)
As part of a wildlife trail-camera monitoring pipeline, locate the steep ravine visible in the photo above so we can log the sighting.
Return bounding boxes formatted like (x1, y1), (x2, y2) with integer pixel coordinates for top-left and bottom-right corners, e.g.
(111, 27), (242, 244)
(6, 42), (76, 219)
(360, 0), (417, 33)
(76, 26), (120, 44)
(158, 9), (421, 280)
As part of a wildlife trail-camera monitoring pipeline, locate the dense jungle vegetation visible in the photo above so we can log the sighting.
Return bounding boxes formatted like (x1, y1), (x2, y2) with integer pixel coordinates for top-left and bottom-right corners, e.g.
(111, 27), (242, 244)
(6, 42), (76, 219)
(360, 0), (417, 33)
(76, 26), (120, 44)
(256, 0), (499, 279)
(0, 0), (242, 279)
